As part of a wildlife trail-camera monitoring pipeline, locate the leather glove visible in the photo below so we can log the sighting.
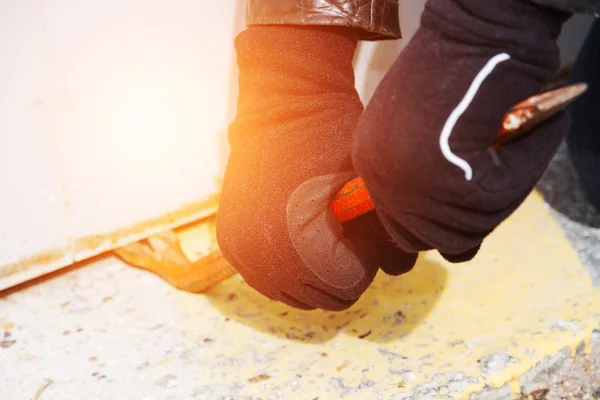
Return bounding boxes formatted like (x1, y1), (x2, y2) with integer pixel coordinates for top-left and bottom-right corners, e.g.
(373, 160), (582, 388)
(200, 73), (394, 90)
(351, 0), (572, 262)
(216, 25), (417, 311)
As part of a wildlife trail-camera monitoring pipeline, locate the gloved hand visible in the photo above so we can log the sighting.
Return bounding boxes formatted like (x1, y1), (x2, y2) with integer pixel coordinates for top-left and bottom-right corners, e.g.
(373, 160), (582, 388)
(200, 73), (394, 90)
(352, 0), (572, 262)
(216, 25), (416, 311)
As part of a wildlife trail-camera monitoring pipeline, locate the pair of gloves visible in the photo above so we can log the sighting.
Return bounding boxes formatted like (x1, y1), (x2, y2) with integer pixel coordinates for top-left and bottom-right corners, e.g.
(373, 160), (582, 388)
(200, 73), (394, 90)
(216, 0), (572, 310)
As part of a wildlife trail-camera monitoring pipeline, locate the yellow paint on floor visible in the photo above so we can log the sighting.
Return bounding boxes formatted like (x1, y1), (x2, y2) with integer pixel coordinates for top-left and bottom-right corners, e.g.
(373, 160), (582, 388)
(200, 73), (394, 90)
(174, 191), (600, 399)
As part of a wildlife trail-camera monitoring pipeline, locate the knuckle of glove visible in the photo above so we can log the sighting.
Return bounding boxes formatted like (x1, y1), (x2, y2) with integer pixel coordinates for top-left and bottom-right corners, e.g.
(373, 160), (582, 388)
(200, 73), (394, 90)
(217, 218), (371, 312)
(440, 244), (482, 263)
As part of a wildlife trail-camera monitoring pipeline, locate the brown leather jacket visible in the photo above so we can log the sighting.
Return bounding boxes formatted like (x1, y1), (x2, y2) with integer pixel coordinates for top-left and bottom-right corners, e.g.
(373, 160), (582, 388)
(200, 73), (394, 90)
(246, 0), (599, 41)
(246, 0), (402, 40)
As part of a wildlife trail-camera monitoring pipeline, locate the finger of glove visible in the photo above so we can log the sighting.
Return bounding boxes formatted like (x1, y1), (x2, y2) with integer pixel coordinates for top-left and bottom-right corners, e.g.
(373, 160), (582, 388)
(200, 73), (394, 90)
(439, 243), (481, 263)
(343, 212), (419, 276)
(379, 246), (419, 276)
(287, 172), (380, 290)
(398, 189), (529, 254)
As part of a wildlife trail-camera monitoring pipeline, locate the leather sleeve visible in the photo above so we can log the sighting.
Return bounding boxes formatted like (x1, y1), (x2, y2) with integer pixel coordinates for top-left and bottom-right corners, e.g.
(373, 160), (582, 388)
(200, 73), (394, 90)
(529, 0), (599, 14)
(246, 0), (402, 40)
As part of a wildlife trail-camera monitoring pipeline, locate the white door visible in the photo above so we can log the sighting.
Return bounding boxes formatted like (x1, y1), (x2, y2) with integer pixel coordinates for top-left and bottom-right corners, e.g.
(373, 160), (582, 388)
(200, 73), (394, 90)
(0, 0), (243, 290)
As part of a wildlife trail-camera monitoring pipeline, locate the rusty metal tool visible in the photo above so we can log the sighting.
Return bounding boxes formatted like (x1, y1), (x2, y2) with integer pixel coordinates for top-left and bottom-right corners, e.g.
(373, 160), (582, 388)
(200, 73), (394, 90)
(114, 82), (587, 293)
(494, 82), (587, 147)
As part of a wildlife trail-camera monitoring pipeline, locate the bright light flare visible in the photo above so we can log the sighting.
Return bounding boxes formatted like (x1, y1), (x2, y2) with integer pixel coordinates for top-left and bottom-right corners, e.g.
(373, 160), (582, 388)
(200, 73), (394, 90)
(108, 82), (188, 170)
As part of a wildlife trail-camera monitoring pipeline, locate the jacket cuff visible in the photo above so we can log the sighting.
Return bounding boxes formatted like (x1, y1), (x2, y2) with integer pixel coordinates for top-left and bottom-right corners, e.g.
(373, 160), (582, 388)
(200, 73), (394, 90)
(246, 0), (402, 40)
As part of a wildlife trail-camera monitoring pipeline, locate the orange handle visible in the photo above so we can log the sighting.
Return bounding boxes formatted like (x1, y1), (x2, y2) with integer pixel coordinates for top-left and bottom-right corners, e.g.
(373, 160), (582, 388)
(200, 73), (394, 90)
(330, 177), (374, 223)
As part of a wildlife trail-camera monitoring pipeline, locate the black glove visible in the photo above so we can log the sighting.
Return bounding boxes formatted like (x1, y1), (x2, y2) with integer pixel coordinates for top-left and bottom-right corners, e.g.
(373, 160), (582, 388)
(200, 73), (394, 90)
(216, 25), (416, 311)
(351, 0), (572, 262)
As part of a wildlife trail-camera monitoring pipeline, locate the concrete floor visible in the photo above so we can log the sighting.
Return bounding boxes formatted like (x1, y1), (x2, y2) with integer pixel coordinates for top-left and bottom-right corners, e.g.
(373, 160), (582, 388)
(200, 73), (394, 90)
(1, 146), (600, 400)
(537, 144), (600, 285)
(477, 144), (600, 400)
